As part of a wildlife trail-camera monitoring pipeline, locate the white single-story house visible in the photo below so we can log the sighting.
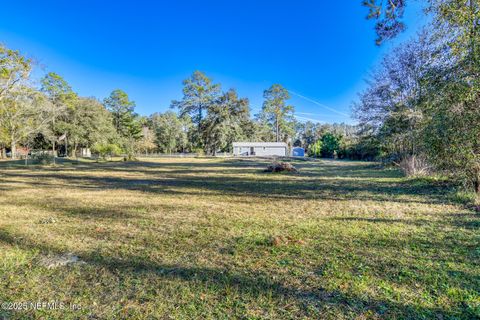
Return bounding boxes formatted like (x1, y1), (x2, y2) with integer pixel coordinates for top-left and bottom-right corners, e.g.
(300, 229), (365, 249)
(233, 142), (287, 157)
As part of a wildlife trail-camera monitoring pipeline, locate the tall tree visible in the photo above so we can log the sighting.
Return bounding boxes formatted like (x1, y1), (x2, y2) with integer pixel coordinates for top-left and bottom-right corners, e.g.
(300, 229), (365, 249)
(0, 45), (32, 158)
(41, 72), (76, 157)
(363, 0), (407, 45)
(70, 97), (117, 154)
(171, 71), (220, 148)
(103, 89), (142, 159)
(363, 0), (480, 192)
(0, 86), (53, 159)
(103, 89), (136, 136)
(0, 45), (31, 102)
(354, 33), (435, 160)
(202, 89), (251, 155)
(259, 84), (295, 142)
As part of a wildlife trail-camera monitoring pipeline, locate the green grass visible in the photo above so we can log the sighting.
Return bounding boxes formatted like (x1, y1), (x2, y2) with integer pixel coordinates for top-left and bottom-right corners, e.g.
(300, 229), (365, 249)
(0, 158), (478, 319)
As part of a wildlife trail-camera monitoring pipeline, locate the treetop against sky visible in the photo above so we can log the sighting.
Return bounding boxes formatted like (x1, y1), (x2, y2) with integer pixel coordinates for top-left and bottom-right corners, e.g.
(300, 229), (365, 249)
(0, 1), (426, 123)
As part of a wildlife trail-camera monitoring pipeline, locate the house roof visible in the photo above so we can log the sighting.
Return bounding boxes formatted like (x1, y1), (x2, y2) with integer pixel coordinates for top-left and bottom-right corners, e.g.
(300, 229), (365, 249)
(232, 142), (287, 147)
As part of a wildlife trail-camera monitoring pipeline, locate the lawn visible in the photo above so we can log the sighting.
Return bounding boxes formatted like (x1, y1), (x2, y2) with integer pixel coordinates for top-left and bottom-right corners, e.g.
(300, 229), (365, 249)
(0, 158), (478, 319)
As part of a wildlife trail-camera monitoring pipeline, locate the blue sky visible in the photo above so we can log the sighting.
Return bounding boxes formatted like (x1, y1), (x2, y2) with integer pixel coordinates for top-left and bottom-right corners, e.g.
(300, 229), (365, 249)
(0, 1), (426, 124)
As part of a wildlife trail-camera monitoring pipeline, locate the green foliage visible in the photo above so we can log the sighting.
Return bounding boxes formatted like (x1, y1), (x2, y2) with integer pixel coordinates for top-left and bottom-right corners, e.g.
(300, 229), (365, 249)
(136, 126), (156, 155)
(169, 72), (256, 155)
(70, 97), (117, 151)
(358, 1), (480, 193)
(151, 111), (189, 153)
(309, 140), (322, 157)
(33, 151), (54, 165)
(422, 82), (480, 192)
(194, 147), (205, 157)
(91, 142), (122, 160)
(258, 84), (295, 143)
(40, 72), (77, 153)
(103, 89), (135, 135)
(320, 132), (342, 158)
(344, 132), (381, 161)
(0, 45), (38, 158)
(0, 44), (31, 101)
(171, 71), (221, 149)
(0, 86), (53, 159)
(103, 89), (140, 139)
(103, 89), (142, 158)
(41, 72), (75, 104)
(202, 89), (252, 155)
(363, 0), (406, 45)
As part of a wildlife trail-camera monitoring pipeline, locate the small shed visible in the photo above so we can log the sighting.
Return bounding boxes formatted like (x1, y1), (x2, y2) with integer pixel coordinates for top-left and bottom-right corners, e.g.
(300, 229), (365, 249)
(233, 142), (287, 157)
(292, 147), (305, 157)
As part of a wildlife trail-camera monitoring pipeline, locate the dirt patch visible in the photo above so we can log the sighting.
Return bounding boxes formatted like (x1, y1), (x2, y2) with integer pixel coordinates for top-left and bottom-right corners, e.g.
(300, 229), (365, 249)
(38, 253), (85, 269)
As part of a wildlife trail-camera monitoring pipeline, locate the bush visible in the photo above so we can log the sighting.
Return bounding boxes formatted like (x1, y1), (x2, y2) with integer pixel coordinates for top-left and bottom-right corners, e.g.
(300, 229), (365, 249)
(92, 143), (122, 160)
(395, 155), (431, 177)
(194, 148), (205, 157)
(308, 140), (322, 157)
(123, 154), (138, 162)
(33, 152), (54, 165)
(321, 133), (341, 158)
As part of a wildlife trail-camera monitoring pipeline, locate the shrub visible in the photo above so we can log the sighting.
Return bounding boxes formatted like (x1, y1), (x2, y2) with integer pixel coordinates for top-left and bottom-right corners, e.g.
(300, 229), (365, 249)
(123, 154), (138, 162)
(321, 133), (341, 158)
(92, 143), (122, 160)
(308, 140), (322, 157)
(195, 148), (205, 157)
(33, 152), (54, 165)
(395, 155), (431, 177)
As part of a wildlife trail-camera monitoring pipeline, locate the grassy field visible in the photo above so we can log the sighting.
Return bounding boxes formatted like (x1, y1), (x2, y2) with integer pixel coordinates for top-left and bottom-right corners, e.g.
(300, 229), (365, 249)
(0, 158), (478, 319)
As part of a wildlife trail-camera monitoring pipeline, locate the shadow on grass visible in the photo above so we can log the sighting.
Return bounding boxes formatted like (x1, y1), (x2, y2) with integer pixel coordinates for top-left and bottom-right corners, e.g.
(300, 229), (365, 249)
(1, 160), (452, 205)
(0, 227), (465, 319)
(330, 215), (480, 230)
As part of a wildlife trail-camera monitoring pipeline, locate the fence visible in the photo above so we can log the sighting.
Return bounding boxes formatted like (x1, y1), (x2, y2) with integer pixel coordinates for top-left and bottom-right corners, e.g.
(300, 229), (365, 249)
(134, 153), (199, 158)
(137, 153), (234, 158)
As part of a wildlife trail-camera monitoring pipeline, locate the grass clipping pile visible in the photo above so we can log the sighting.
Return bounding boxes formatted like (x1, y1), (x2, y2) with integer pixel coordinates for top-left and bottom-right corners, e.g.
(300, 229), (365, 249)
(265, 161), (298, 173)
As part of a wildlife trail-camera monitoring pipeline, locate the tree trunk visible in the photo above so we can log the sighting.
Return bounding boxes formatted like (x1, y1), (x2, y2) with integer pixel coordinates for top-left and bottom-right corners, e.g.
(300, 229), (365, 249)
(475, 171), (480, 194)
(65, 136), (68, 158)
(52, 140), (56, 165)
(275, 116), (280, 142)
(0, 147), (5, 159)
(11, 140), (17, 160)
(73, 141), (78, 158)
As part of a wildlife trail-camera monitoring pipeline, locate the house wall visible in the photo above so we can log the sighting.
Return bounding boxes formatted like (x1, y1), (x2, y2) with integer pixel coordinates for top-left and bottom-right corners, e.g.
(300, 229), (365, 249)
(233, 146), (286, 156)
(233, 147), (249, 156)
(254, 146), (286, 156)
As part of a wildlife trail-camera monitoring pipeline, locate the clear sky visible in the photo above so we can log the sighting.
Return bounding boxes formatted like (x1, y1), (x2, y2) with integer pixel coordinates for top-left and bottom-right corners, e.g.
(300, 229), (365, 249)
(0, 1), (426, 124)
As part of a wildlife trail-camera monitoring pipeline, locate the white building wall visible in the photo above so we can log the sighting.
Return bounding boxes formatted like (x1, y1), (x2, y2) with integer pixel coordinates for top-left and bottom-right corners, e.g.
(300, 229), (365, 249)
(233, 147), (286, 156)
(233, 143), (287, 156)
(254, 146), (286, 156)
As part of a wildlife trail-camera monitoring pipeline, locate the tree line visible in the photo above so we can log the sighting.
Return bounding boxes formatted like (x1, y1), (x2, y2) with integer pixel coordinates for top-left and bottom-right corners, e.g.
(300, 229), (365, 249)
(0, 50), (366, 161)
(359, 0), (480, 193)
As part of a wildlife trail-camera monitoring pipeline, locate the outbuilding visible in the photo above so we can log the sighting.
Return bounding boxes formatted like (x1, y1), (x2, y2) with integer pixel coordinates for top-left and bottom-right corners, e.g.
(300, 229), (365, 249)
(292, 147), (305, 157)
(233, 142), (287, 157)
